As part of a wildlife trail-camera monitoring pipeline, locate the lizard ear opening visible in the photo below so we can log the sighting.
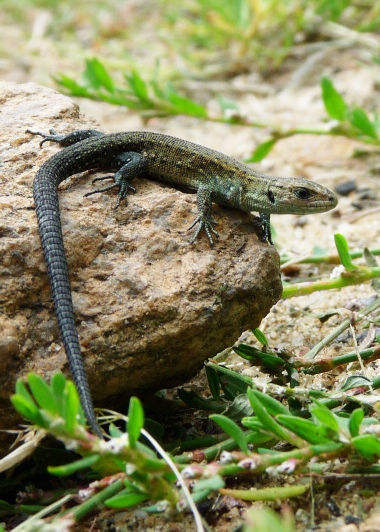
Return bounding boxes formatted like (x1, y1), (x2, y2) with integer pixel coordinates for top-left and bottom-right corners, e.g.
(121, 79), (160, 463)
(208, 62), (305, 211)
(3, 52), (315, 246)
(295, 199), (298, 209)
(268, 189), (275, 204)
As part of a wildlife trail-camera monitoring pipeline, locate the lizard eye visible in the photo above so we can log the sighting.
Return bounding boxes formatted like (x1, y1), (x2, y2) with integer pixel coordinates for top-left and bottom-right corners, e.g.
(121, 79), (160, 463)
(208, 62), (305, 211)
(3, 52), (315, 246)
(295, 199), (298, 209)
(294, 187), (313, 200)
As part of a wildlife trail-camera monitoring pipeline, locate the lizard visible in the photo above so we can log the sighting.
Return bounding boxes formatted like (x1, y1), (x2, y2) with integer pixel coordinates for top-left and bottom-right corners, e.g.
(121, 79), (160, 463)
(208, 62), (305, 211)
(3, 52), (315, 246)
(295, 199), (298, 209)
(28, 128), (338, 438)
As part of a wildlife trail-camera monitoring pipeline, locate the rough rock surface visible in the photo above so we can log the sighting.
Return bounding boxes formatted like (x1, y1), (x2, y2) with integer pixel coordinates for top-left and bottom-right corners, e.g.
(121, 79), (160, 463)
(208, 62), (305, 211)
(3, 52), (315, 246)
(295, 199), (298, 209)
(0, 82), (282, 439)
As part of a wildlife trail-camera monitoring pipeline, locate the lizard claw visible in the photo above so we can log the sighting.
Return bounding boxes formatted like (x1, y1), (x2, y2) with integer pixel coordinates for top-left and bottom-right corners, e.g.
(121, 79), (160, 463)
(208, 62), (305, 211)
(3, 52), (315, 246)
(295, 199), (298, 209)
(189, 215), (219, 245)
(26, 128), (62, 147)
(84, 182), (119, 199)
(115, 180), (136, 209)
(84, 175), (136, 208)
(91, 175), (136, 195)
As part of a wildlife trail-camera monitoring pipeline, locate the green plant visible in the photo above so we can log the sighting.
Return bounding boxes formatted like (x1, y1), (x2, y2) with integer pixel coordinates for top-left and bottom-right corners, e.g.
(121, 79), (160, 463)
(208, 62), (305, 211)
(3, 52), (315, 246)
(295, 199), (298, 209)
(6, 292), (380, 530)
(281, 234), (380, 299)
(250, 75), (380, 162)
(56, 59), (209, 120)
(9, 374), (204, 531)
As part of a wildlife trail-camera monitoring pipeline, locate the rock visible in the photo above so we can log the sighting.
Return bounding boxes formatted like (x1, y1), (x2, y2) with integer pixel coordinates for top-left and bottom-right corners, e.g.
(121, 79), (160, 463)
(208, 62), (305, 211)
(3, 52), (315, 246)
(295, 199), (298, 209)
(0, 82), (282, 443)
(334, 180), (356, 197)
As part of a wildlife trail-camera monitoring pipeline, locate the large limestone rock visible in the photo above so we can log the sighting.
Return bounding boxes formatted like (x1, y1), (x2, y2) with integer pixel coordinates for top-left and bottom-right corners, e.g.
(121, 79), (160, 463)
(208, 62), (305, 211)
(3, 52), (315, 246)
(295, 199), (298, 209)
(0, 82), (282, 439)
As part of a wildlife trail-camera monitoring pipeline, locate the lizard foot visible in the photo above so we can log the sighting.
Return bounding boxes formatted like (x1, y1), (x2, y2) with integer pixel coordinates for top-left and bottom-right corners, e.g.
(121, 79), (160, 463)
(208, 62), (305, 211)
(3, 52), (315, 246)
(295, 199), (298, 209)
(84, 175), (137, 209)
(84, 178), (136, 209)
(91, 174), (136, 194)
(26, 129), (64, 147)
(188, 215), (219, 245)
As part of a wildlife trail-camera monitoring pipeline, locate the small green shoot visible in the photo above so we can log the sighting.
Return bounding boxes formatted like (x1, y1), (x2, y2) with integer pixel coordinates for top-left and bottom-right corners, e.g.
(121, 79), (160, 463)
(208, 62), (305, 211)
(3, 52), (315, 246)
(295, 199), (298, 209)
(334, 234), (356, 271)
(127, 396), (144, 449)
(321, 76), (347, 121)
(210, 414), (249, 453)
(282, 234), (380, 299)
(251, 328), (268, 346)
(56, 59), (208, 119)
(251, 74), (380, 161)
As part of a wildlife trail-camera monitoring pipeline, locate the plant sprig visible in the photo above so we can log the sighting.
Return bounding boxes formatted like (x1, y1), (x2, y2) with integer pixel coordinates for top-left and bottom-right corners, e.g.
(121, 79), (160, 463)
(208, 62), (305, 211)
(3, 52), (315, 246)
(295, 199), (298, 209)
(281, 234), (380, 299)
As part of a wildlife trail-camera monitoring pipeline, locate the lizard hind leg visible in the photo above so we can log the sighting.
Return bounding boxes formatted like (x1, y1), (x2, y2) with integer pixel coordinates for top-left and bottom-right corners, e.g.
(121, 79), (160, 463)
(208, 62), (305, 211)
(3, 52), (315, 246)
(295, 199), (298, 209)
(84, 151), (147, 209)
(26, 128), (104, 147)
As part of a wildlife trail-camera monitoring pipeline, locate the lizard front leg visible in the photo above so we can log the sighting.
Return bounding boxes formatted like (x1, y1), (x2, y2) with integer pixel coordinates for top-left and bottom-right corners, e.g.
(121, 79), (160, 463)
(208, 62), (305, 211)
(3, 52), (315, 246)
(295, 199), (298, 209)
(259, 213), (273, 245)
(189, 185), (219, 245)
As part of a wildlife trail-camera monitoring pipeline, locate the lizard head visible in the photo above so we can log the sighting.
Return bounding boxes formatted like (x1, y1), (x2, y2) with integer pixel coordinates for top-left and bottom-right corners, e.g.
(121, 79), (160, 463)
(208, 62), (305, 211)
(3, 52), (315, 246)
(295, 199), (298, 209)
(246, 177), (337, 215)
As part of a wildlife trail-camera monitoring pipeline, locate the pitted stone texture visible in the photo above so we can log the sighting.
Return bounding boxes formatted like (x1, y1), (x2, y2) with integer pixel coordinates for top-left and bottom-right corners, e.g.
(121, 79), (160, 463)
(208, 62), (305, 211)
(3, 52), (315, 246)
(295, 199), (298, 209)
(0, 82), (282, 445)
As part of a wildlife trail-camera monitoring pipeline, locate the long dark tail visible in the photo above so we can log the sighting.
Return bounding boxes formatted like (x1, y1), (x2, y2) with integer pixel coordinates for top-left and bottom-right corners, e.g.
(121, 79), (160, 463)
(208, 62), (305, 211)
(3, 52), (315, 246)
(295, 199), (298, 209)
(33, 160), (102, 438)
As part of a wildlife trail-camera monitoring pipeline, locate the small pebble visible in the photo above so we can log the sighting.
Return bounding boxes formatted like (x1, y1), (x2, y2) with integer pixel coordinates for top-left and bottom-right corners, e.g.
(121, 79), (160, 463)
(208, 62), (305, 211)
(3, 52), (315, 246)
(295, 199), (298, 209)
(356, 187), (377, 200)
(335, 180), (356, 196)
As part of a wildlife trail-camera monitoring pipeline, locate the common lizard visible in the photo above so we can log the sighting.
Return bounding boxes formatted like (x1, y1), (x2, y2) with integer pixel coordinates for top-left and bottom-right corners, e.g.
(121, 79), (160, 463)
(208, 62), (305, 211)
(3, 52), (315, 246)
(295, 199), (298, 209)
(28, 129), (337, 437)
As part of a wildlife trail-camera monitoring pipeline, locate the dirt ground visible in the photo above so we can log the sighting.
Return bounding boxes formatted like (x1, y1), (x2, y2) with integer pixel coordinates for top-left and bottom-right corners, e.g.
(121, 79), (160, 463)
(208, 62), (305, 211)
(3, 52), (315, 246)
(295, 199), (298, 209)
(1, 3), (380, 531)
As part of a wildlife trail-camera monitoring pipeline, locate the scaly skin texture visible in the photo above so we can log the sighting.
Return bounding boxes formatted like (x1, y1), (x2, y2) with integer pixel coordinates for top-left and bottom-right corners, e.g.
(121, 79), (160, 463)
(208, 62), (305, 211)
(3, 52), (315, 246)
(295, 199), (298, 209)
(30, 129), (337, 437)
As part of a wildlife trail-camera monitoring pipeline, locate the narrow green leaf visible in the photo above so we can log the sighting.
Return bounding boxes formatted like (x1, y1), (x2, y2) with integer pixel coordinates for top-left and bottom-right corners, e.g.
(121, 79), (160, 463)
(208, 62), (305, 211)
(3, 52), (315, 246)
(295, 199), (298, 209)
(105, 492), (148, 509)
(352, 435), (380, 461)
(83, 58), (115, 92)
(125, 70), (150, 102)
(321, 77), (347, 120)
(309, 401), (339, 432)
(310, 442), (343, 454)
(348, 107), (378, 138)
(64, 381), (80, 433)
(222, 394), (253, 421)
(334, 234), (356, 271)
(193, 475), (225, 493)
(178, 389), (224, 412)
(340, 375), (371, 391)
(247, 389), (294, 443)
(234, 344), (285, 369)
(55, 75), (92, 97)
(18, 504), (46, 514)
(128, 397), (144, 449)
(27, 374), (57, 414)
(241, 416), (267, 433)
(248, 389), (290, 417)
(210, 414), (249, 453)
(252, 328), (268, 346)
(151, 79), (165, 99)
(276, 415), (332, 444)
(51, 373), (67, 416)
(10, 395), (46, 427)
(205, 364), (221, 400)
(204, 363), (252, 398)
(51, 373), (66, 399)
(48, 454), (100, 476)
(15, 379), (34, 405)
(221, 483), (310, 501)
(246, 139), (276, 163)
(349, 409), (364, 437)
(166, 89), (208, 118)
